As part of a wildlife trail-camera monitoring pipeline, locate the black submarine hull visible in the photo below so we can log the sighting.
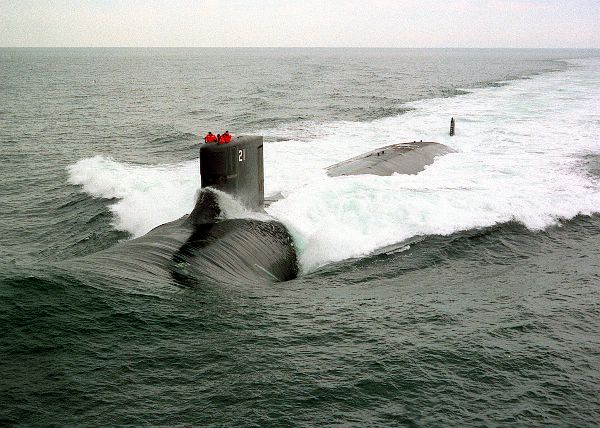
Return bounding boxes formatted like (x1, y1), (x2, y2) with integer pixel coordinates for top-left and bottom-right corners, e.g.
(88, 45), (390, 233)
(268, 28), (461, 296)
(170, 218), (297, 285)
(326, 141), (454, 177)
(171, 187), (297, 284)
(79, 188), (298, 286)
(266, 141), (455, 206)
(71, 137), (453, 286)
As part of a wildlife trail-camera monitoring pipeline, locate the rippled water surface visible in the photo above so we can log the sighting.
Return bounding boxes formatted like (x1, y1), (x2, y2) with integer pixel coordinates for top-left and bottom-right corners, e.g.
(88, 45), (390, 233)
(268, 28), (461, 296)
(1, 48), (600, 426)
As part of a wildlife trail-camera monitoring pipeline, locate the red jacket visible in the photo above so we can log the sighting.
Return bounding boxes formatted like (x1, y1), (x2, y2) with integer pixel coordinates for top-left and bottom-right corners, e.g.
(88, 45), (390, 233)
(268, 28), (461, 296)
(221, 132), (232, 143)
(204, 133), (217, 143)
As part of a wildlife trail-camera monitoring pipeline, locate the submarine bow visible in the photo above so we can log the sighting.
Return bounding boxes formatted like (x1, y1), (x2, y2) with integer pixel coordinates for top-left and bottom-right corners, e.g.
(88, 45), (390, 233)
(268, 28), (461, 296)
(77, 187), (299, 286)
(171, 188), (298, 285)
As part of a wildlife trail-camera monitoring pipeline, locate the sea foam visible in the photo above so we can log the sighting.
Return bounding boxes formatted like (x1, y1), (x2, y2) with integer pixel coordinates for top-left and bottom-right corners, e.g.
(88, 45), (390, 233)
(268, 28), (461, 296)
(68, 58), (600, 273)
(67, 156), (199, 237)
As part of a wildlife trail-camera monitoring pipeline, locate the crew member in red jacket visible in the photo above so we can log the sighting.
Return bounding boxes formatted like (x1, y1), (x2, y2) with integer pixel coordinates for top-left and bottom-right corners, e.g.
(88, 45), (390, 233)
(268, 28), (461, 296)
(218, 131), (232, 144)
(204, 132), (217, 143)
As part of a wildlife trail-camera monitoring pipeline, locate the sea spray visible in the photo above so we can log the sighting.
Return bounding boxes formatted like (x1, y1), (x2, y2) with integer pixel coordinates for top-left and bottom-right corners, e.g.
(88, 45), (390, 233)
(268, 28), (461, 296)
(67, 58), (600, 272)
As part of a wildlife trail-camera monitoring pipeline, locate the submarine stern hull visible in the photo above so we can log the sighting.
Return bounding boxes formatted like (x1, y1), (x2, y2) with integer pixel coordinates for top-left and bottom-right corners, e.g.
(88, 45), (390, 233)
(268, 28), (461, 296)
(326, 141), (454, 177)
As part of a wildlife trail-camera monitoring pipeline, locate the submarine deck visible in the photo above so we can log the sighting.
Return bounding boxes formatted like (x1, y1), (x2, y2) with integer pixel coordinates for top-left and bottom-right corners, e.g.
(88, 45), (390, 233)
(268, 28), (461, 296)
(326, 141), (454, 177)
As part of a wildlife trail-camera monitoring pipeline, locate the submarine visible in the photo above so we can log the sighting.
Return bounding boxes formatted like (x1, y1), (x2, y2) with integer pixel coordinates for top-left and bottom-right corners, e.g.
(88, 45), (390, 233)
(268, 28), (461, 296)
(77, 135), (453, 286)
(183, 135), (454, 283)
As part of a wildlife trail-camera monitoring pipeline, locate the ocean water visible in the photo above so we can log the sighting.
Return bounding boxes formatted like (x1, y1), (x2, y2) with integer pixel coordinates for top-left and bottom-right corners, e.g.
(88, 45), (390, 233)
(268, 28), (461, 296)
(1, 48), (600, 426)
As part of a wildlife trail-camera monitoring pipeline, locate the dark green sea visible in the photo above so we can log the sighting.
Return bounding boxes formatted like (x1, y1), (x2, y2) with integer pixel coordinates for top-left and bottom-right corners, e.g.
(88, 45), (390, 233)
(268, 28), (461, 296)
(1, 48), (600, 426)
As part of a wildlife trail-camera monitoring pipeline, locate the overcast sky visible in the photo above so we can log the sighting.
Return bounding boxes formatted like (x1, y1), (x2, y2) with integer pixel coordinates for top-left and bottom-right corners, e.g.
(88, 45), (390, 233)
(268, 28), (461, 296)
(1, 0), (599, 48)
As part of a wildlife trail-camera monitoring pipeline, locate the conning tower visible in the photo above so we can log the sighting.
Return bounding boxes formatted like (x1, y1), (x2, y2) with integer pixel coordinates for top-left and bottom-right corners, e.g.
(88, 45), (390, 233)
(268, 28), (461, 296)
(199, 135), (264, 210)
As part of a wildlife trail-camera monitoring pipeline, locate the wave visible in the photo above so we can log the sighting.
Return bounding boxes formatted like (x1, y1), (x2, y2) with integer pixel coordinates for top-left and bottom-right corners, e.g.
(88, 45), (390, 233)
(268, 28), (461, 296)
(67, 156), (200, 237)
(265, 58), (600, 271)
(67, 58), (600, 273)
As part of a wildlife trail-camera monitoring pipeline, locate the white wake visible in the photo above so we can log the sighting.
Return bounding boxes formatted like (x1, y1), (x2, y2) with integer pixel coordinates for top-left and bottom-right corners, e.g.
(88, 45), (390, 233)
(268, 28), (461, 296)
(68, 58), (600, 272)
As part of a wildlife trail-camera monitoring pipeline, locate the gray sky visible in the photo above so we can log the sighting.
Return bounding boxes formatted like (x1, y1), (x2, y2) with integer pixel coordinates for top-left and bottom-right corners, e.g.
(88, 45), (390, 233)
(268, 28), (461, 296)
(1, 0), (599, 48)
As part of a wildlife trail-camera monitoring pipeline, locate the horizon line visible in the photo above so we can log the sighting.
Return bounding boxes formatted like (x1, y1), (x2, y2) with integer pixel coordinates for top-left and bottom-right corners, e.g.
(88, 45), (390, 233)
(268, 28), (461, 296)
(1, 46), (599, 50)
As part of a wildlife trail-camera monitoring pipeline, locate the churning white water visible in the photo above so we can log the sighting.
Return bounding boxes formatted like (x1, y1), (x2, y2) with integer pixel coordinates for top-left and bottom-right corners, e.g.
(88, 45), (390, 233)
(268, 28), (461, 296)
(68, 58), (600, 272)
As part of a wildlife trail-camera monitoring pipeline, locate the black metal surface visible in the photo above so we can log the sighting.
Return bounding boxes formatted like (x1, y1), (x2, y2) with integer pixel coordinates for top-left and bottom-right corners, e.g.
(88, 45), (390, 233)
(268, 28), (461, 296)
(326, 141), (454, 177)
(200, 135), (264, 210)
